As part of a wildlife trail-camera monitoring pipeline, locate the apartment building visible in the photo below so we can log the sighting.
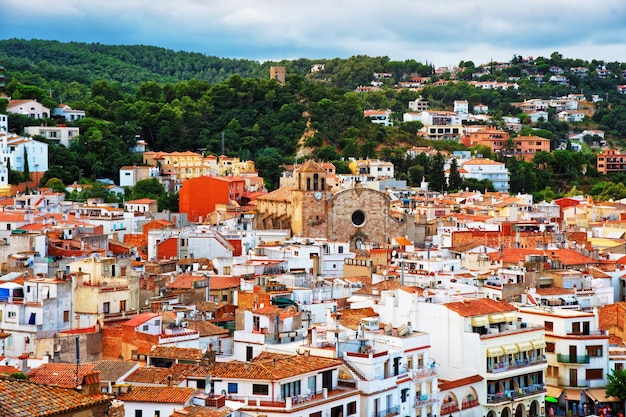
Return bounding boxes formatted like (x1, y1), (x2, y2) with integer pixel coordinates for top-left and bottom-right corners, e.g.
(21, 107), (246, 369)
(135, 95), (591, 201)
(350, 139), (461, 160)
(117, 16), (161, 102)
(518, 307), (609, 414)
(414, 298), (547, 417)
(596, 149), (626, 175)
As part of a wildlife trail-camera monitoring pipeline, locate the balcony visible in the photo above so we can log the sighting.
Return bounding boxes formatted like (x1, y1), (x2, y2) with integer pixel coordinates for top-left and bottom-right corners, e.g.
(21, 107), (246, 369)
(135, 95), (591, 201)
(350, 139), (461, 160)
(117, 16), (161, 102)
(557, 354), (589, 364)
(487, 384), (546, 403)
(487, 355), (547, 373)
(415, 394), (438, 408)
(375, 406), (399, 417)
(462, 399), (480, 409)
(410, 367), (438, 382)
(440, 402), (460, 415)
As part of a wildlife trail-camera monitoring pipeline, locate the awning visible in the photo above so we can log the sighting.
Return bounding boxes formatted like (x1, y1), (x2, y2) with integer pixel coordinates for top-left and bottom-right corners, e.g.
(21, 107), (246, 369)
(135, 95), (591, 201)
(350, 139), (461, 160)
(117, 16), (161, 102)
(585, 388), (621, 403)
(471, 316), (489, 327)
(547, 386), (563, 399)
(501, 344), (518, 354)
(531, 339), (546, 349)
(486, 347), (504, 357)
(564, 389), (581, 401)
(503, 312), (517, 323)
(489, 313), (505, 323)
(515, 341), (533, 352)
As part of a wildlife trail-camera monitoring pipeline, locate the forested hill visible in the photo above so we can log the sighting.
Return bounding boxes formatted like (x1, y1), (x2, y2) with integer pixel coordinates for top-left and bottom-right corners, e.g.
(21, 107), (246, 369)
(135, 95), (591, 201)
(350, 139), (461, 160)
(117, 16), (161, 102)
(0, 38), (269, 89)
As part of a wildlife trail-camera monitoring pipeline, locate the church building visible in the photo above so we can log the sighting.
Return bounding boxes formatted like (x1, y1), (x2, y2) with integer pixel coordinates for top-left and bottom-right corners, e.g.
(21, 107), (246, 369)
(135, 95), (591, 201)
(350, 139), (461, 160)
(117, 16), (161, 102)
(255, 160), (412, 250)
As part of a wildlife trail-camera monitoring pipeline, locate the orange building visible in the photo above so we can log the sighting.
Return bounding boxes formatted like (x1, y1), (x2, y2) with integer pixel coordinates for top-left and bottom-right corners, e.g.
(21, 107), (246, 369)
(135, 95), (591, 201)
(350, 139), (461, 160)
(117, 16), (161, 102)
(510, 135), (551, 161)
(596, 149), (626, 175)
(462, 127), (510, 148)
(179, 176), (246, 223)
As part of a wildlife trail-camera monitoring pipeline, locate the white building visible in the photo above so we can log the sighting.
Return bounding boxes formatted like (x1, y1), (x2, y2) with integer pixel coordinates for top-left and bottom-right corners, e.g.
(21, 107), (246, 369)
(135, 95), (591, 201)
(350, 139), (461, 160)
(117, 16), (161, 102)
(6, 99), (50, 119)
(364, 109), (393, 126)
(414, 298), (547, 417)
(458, 158), (510, 192)
(52, 104), (85, 122)
(518, 307), (609, 413)
(24, 125), (79, 147)
(0, 114), (7, 132)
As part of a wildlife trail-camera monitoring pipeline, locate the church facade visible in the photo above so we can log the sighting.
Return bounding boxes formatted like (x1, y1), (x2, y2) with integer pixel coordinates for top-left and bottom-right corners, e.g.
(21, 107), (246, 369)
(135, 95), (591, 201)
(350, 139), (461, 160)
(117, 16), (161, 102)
(256, 160), (414, 249)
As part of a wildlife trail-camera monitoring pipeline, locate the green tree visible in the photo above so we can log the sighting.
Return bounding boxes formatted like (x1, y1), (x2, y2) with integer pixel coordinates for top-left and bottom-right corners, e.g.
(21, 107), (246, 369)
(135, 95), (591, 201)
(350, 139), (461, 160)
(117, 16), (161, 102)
(429, 152), (446, 192)
(606, 368), (626, 414)
(132, 178), (165, 200)
(448, 158), (463, 191)
(44, 178), (66, 193)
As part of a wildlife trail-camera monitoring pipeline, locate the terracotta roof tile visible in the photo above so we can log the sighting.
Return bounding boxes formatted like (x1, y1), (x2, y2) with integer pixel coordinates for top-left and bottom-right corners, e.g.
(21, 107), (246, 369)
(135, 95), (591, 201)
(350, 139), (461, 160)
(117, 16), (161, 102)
(124, 364), (195, 385)
(149, 346), (204, 361)
(27, 363), (99, 388)
(172, 404), (232, 417)
(444, 298), (517, 317)
(122, 312), (160, 327)
(439, 374), (484, 390)
(186, 320), (230, 337)
(117, 385), (195, 403)
(0, 379), (110, 417)
(91, 360), (138, 381)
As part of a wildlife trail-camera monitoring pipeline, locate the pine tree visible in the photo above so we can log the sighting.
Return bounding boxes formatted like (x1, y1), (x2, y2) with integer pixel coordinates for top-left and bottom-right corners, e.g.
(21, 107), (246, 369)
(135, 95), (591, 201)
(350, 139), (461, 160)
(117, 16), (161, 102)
(448, 158), (463, 191)
(429, 152), (446, 192)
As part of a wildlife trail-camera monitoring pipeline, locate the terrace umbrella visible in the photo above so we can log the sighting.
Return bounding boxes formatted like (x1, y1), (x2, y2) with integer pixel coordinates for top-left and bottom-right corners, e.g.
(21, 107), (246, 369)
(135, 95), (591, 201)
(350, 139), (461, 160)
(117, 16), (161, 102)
(545, 396), (559, 403)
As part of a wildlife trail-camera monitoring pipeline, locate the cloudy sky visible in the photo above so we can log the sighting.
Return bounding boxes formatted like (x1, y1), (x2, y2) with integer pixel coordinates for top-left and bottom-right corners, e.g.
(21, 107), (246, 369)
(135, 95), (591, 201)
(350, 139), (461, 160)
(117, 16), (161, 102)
(4, 0), (626, 66)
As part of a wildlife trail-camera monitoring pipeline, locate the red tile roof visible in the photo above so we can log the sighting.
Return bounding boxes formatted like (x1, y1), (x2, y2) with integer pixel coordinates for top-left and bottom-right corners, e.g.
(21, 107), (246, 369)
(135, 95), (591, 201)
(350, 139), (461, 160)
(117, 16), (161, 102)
(149, 346), (204, 361)
(444, 298), (517, 317)
(208, 276), (241, 290)
(124, 364), (195, 385)
(0, 379), (110, 417)
(117, 385), (195, 403)
(439, 374), (484, 390)
(27, 363), (99, 388)
(122, 312), (160, 327)
(491, 248), (595, 266)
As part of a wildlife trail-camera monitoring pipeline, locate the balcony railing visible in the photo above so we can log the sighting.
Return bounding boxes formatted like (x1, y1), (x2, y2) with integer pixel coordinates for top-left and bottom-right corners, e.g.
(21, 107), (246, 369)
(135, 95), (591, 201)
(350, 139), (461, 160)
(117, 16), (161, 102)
(556, 354), (589, 364)
(487, 384), (546, 403)
(463, 399), (480, 409)
(440, 402), (460, 415)
(410, 367), (437, 382)
(488, 355), (547, 373)
(375, 406), (399, 417)
(415, 394), (438, 407)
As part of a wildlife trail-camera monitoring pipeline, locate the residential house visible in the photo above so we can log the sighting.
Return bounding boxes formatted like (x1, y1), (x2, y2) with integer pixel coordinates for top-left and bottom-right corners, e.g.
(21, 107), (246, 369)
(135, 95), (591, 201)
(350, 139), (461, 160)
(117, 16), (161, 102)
(510, 135), (551, 162)
(528, 111), (549, 123)
(24, 124), (79, 147)
(518, 307), (609, 413)
(454, 100), (469, 119)
(0, 114), (7, 132)
(414, 298), (547, 417)
(364, 109), (393, 126)
(474, 103), (489, 114)
(409, 97), (429, 112)
(596, 149), (626, 175)
(457, 158), (510, 192)
(117, 385), (196, 417)
(92, 360), (140, 393)
(557, 110), (586, 123)
(0, 378), (111, 416)
(119, 165), (159, 187)
(0, 273), (75, 361)
(179, 176), (246, 223)
(52, 104), (85, 121)
(125, 198), (158, 216)
(6, 99), (50, 119)
(407, 111), (464, 141)
(69, 254), (139, 328)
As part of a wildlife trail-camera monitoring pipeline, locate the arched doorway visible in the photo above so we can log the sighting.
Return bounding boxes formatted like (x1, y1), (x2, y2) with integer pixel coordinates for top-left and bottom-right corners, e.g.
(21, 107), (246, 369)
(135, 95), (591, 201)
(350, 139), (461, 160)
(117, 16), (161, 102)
(530, 400), (540, 417)
(514, 403), (525, 417)
(487, 410), (497, 417)
(502, 406), (512, 417)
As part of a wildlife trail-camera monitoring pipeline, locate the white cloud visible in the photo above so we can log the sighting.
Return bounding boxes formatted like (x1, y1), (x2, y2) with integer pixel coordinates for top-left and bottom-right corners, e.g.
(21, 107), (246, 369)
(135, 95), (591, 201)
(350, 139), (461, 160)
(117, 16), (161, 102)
(4, 0), (626, 65)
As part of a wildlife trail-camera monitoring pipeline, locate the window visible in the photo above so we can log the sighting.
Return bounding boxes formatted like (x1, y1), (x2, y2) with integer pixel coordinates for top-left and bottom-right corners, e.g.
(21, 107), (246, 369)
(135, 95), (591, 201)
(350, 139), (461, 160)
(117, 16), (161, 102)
(572, 322), (580, 334)
(103, 302), (110, 314)
(143, 325), (149, 331)
(586, 369), (603, 380)
(155, 412), (160, 417)
(228, 382), (238, 393)
(338, 246), (343, 254)
(120, 300), (126, 311)
(616, 363), (623, 371)
(8, 311), (16, 319)
(135, 411), (142, 417)
(401, 388), (410, 403)
(586, 345), (603, 357)
(252, 384), (269, 395)
(544, 321), (553, 331)
(348, 401), (357, 414)
(222, 294), (228, 302)
(546, 342), (555, 353)
(63, 310), (70, 322)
